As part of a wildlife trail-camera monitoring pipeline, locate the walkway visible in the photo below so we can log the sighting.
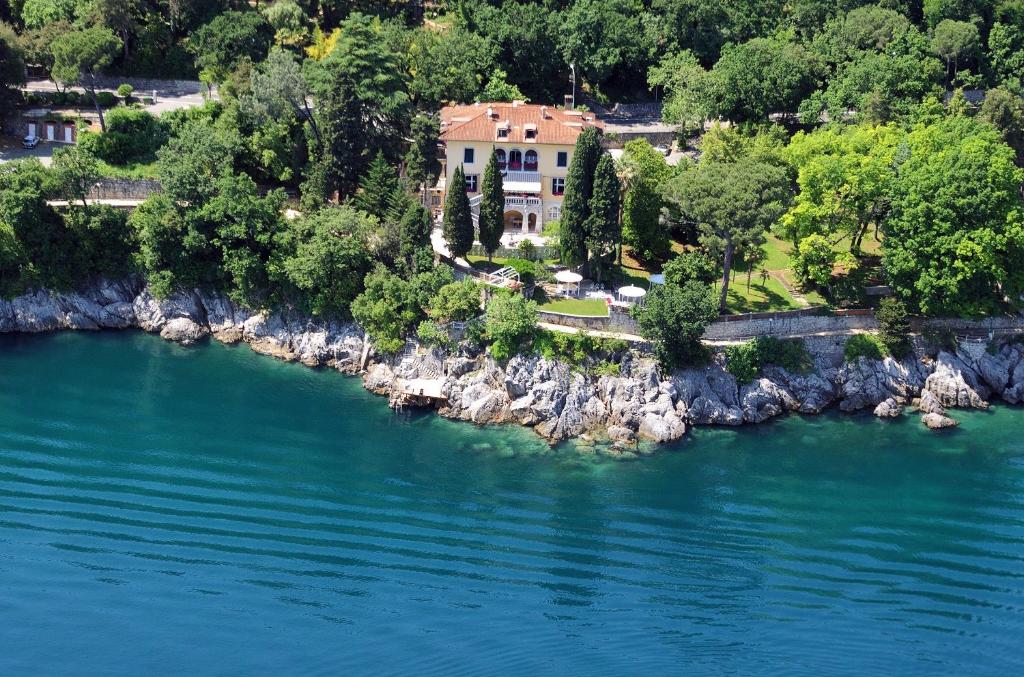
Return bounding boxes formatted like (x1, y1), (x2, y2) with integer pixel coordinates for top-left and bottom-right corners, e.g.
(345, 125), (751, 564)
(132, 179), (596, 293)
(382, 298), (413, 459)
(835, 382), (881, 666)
(538, 321), (645, 343)
(46, 199), (145, 208)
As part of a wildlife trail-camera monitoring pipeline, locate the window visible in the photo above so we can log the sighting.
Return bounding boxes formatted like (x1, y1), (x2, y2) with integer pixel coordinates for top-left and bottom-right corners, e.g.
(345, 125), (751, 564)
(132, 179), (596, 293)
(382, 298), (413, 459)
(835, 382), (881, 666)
(494, 148), (506, 171)
(463, 147), (475, 164)
(525, 127), (537, 140)
(551, 177), (565, 195)
(524, 150), (538, 171)
(557, 151), (568, 168)
(497, 126), (509, 139)
(508, 149), (522, 171)
(465, 174), (479, 193)
(547, 205), (561, 221)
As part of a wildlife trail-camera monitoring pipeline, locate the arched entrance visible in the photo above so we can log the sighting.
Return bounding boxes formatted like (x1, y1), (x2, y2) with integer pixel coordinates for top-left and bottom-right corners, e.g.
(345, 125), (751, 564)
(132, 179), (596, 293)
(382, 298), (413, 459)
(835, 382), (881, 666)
(504, 210), (523, 230)
(527, 213), (537, 232)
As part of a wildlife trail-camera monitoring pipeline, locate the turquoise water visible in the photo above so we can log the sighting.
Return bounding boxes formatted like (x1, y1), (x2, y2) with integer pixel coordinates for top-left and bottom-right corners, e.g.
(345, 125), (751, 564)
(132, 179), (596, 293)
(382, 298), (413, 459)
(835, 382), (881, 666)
(2, 332), (1024, 676)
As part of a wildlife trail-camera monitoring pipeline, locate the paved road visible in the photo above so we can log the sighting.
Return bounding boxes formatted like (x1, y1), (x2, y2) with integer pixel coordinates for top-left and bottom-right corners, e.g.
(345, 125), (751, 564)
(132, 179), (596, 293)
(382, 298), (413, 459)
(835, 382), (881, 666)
(23, 79), (214, 115)
(0, 139), (56, 166)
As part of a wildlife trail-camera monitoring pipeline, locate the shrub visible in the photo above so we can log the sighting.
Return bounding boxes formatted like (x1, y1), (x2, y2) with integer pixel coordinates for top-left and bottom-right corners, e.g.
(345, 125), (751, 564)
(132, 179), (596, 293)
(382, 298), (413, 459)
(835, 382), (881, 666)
(662, 250), (718, 287)
(485, 292), (538, 361)
(533, 329), (628, 368)
(117, 84), (134, 101)
(725, 336), (811, 383)
(791, 234), (835, 288)
(416, 320), (449, 348)
(517, 239), (537, 261)
(79, 107), (168, 165)
(593, 360), (621, 376)
(96, 91), (118, 108)
(844, 333), (887, 362)
(876, 297), (911, 357)
(504, 257), (540, 284)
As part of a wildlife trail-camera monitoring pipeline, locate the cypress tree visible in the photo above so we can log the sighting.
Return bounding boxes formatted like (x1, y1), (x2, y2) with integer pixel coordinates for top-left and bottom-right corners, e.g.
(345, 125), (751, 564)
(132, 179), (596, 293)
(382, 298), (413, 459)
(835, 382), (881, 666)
(443, 165), (474, 259)
(478, 150), (504, 262)
(353, 151), (399, 218)
(301, 76), (363, 209)
(560, 127), (603, 266)
(398, 201), (433, 274)
(586, 153), (621, 283)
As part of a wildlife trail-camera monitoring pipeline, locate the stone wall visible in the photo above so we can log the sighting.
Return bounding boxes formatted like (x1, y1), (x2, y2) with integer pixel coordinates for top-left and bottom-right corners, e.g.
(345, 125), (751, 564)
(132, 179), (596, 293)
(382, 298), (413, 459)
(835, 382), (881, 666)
(88, 77), (207, 96)
(88, 179), (162, 200)
(538, 309), (638, 334)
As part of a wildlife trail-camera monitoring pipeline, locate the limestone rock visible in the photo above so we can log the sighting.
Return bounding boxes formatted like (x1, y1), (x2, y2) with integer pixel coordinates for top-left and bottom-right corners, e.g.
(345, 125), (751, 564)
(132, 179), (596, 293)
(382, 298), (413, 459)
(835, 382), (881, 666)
(917, 389), (945, 415)
(922, 412), (958, 429)
(924, 351), (988, 409)
(873, 398), (901, 418)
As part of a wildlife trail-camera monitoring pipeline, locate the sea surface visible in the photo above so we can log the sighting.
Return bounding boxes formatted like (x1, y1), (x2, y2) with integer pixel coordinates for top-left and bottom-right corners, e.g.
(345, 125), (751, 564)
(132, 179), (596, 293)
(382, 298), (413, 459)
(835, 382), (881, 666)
(2, 332), (1024, 676)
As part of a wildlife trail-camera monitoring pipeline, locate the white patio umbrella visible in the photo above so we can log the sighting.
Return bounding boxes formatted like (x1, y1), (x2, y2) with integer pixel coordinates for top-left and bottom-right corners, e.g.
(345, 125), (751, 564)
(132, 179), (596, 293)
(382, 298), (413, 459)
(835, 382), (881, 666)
(554, 270), (583, 296)
(617, 285), (647, 304)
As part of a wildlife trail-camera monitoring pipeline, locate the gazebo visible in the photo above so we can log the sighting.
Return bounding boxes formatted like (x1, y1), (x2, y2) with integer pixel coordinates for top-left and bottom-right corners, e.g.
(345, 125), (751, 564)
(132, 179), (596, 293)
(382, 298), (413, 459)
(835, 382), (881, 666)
(617, 285), (647, 306)
(555, 270), (583, 297)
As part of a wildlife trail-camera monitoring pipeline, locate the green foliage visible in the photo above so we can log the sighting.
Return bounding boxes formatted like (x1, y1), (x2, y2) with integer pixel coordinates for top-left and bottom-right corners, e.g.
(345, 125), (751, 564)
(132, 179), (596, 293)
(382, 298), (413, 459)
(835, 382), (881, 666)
(353, 152), (399, 219)
(662, 251), (718, 287)
(619, 139), (669, 261)
(876, 297), (912, 357)
(280, 206), (374, 318)
(724, 337), (812, 383)
(791, 234), (836, 288)
(485, 292), (538, 361)
(442, 166), (474, 259)
(427, 279), (481, 323)
(405, 114), (440, 191)
(78, 108), (168, 166)
(779, 123), (901, 253)
(560, 127), (602, 266)
(664, 157), (790, 312)
(0, 22), (26, 118)
(416, 319), (450, 349)
(351, 268), (422, 354)
(302, 76), (364, 207)
(586, 153), (621, 282)
(844, 333), (888, 362)
(409, 27), (494, 107)
(978, 87), (1024, 165)
(517, 239), (537, 261)
(188, 11), (272, 82)
(478, 151), (504, 261)
(480, 68), (526, 102)
(883, 115), (1024, 316)
(632, 280), (718, 368)
(21, 0), (77, 29)
(533, 329), (628, 368)
(560, 0), (657, 92)
(49, 26), (121, 129)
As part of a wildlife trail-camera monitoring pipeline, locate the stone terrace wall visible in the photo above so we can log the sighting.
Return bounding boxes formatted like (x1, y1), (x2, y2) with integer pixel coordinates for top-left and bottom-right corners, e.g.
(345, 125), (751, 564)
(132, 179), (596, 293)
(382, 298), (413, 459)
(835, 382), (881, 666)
(88, 179), (162, 200)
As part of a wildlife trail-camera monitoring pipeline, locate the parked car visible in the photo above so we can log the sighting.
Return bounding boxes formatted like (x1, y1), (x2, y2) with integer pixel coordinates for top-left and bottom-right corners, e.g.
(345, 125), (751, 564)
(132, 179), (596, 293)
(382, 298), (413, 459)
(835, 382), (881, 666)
(654, 143), (671, 156)
(22, 134), (39, 149)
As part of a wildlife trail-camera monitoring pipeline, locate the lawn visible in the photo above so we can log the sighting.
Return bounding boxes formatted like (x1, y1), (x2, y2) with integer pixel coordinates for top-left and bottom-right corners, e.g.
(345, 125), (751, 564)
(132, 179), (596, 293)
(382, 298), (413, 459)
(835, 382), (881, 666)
(538, 298), (610, 317)
(720, 276), (803, 313)
(96, 158), (160, 179)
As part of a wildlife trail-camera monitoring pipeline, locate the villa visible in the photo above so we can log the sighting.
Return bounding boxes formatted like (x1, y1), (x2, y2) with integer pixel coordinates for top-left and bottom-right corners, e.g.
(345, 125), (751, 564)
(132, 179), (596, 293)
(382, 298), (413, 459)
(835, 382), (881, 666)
(437, 101), (604, 234)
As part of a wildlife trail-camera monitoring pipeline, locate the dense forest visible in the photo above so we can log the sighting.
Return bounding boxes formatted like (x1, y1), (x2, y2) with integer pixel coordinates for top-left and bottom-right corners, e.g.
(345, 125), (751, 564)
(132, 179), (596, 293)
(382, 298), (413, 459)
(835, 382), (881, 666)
(2, 1), (1024, 366)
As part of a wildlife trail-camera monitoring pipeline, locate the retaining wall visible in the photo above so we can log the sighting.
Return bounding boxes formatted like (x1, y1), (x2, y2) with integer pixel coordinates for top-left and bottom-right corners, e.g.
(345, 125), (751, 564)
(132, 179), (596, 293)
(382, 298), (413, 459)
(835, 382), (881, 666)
(88, 179), (162, 200)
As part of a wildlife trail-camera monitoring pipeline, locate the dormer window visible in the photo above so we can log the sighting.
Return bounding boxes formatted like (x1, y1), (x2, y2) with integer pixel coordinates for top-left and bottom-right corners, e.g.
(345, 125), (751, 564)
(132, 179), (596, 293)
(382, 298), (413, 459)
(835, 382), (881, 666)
(524, 123), (537, 140)
(496, 121), (510, 139)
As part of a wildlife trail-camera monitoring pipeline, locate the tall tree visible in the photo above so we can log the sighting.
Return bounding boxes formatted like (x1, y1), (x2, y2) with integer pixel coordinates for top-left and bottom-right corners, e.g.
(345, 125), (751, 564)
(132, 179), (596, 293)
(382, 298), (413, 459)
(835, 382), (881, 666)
(478, 151), (504, 262)
(632, 280), (718, 368)
(188, 10), (273, 83)
(49, 27), (121, 131)
(619, 139), (671, 261)
(586, 153), (621, 282)
(405, 113), (440, 202)
(353, 151), (399, 219)
(665, 158), (790, 312)
(302, 76), (363, 208)
(884, 116), (1024, 316)
(560, 127), (603, 266)
(443, 166), (474, 260)
(245, 48), (319, 146)
(0, 21), (25, 121)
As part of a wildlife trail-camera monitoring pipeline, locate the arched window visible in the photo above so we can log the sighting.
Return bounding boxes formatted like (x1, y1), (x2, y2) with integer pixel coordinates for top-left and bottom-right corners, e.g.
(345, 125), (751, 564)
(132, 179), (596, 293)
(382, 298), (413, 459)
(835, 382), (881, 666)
(524, 149), (538, 171)
(508, 149), (522, 171)
(494, 148), (506, 171)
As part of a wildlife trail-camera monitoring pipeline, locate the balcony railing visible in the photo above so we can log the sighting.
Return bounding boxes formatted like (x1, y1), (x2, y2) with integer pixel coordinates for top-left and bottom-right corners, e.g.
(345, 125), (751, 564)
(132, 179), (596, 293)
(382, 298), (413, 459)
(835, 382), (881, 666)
(505, 195), (542, 208)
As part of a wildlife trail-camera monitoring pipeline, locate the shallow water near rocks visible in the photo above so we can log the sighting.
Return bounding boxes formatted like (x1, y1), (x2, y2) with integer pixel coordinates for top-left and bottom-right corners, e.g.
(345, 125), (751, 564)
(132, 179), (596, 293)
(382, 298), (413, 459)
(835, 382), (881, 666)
(2, 331), (1024, 675)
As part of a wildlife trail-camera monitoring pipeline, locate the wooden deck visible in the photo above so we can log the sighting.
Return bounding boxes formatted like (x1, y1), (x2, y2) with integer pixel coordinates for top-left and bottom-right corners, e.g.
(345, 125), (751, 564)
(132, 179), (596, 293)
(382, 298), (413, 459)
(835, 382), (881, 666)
(392, 378), (447, 408)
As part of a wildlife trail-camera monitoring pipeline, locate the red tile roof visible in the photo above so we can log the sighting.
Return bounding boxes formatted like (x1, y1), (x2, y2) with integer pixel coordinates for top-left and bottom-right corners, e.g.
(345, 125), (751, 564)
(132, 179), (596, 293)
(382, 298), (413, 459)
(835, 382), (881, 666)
(440, 102), (603, 145)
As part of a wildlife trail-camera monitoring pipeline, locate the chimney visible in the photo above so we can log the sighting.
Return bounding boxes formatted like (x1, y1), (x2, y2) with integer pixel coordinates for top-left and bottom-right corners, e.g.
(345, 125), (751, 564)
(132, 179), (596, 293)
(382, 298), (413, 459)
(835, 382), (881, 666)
(486, 106), (494, 119)
(540, 105), (548, 119)
(563, 94), (574, 110)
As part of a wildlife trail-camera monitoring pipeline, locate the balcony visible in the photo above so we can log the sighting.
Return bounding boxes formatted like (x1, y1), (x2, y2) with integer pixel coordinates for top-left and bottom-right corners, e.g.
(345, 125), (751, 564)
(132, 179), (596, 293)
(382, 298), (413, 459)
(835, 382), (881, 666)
(503, 170), (541, 192)
(505, 195), (542, 208)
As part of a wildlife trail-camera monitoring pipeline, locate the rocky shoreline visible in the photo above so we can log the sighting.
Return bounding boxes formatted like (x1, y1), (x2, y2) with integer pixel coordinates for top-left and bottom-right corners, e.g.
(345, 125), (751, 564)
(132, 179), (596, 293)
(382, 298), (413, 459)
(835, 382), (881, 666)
(3, 279), (1024, 458)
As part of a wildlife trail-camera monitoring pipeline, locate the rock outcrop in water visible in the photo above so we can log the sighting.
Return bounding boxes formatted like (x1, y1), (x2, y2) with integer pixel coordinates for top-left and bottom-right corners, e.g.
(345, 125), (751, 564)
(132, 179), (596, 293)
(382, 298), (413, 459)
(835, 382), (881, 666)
(3, 280), (1023, 453)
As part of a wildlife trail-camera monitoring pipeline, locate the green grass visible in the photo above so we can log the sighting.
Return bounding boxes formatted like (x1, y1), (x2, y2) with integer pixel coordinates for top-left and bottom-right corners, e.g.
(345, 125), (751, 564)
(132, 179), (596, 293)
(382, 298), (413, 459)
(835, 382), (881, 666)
(468, 255), (557, 271)
(96, 158), (160, 179)
(538, 298), (610, 317)
(721, 276), (802, 314)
